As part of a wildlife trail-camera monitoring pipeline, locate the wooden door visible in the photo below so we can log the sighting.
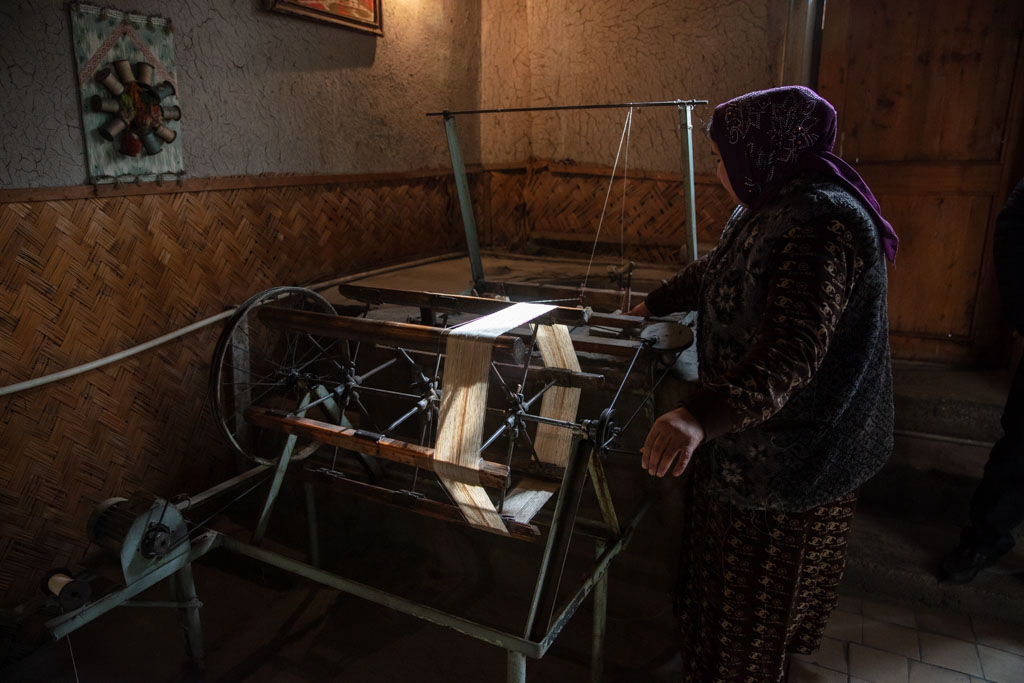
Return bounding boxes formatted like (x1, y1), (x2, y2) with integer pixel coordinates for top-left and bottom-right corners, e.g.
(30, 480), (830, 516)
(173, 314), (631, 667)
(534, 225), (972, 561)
(817, 0), (1024, 364)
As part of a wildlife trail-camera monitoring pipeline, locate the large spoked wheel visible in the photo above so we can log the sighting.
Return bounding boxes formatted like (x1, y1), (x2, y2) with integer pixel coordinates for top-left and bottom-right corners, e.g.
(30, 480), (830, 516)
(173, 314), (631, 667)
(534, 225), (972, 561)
(209, 287), (344, 465)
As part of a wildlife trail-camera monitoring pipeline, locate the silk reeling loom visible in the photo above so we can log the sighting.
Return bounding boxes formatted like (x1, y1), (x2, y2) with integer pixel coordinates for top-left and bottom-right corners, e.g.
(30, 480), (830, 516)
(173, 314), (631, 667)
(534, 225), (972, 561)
(25, 99), (704, 683)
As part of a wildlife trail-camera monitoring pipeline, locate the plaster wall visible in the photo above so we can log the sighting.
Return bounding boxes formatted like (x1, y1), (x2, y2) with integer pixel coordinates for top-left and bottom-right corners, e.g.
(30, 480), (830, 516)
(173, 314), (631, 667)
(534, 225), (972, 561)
(0, 0), (482, 189)
(480, 0), (789, 177)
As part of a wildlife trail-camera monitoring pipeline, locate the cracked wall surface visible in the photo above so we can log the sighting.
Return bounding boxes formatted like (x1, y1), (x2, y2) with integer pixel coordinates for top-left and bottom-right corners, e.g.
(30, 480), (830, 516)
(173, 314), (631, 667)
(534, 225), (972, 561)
(0, 0), (482, 189)
(481, 0), (788, 176)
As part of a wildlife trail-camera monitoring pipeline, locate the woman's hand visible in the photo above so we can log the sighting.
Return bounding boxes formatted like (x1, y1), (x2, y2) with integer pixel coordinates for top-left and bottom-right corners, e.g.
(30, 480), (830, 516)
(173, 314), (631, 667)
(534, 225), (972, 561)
(627, 301), (650, 318)
(641, 406), (705, 477)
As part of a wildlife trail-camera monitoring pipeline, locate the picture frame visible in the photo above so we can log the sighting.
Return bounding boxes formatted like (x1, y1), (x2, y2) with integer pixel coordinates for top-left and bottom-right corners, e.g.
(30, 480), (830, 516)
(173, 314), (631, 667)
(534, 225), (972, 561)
(267, 0), (382, 36)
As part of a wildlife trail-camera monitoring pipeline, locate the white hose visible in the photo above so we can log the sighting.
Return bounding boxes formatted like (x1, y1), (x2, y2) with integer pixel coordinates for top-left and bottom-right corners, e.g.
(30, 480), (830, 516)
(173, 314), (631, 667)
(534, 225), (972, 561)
(0, 252), (462, 398)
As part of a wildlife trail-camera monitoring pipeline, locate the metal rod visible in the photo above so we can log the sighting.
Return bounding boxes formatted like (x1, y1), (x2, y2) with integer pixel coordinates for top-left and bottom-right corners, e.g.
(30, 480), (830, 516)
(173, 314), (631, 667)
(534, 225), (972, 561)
(175, 462), (271, 511)
(537, 497), (652, 655)
(219, 534), (544, 658)
(442, 113), (485, 286)
(427, 99), (708, 117)
(679, 103), (699, 262)
(607, 343), (645, 414)
(304, 482), (321, 568)
(174, 563), (205, 664)
(591, 539), (608, 683)
(507, 651), (527, 683)
(385, 404), (421, 435)
(358, 356), (399, 382)
(524, 440), (593, 642)
(253, 392), (311, 545)
(120, 600), (203, 609)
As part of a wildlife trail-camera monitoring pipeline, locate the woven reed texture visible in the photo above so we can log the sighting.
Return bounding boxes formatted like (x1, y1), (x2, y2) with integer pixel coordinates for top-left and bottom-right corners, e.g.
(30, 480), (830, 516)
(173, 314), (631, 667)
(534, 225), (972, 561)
(0, 177), (459, 607)
(489, 163), (733, 264)
(0, 163), (727, 608)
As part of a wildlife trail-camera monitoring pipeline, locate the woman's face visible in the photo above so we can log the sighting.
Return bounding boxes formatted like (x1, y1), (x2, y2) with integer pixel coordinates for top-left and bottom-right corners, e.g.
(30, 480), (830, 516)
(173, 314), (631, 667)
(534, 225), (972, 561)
(712, 141), (744, 207)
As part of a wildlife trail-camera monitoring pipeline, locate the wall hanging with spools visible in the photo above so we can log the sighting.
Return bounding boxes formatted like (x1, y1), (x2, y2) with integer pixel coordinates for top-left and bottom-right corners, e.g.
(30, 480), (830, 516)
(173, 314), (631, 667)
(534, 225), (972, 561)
(70, 3), (184, 185)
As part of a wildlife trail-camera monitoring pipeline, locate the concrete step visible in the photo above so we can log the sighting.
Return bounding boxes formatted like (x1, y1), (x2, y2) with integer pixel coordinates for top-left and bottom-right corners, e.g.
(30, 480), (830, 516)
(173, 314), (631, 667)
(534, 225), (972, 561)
(892, 360), (1007, 443)
(844, 460), (1024, 626)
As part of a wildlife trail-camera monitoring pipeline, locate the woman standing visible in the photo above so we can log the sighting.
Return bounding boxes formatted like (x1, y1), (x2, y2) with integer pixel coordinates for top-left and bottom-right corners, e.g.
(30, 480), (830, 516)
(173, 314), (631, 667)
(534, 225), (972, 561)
(632, 86), (899, 682)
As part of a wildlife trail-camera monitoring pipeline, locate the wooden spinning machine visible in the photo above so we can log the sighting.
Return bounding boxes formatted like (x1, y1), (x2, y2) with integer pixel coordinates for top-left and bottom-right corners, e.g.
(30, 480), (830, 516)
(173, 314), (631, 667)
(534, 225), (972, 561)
(27, 99), (706, 683)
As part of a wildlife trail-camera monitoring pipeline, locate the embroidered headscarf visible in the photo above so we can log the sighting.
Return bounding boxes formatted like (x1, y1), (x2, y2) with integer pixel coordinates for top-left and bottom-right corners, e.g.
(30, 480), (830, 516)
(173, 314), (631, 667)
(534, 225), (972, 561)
(709, 86), (899, 263)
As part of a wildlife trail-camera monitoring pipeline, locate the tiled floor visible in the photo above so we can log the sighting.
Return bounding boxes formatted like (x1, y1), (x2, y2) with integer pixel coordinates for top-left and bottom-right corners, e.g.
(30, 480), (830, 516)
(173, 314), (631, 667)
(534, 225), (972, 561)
(789, 594), (1024, 683)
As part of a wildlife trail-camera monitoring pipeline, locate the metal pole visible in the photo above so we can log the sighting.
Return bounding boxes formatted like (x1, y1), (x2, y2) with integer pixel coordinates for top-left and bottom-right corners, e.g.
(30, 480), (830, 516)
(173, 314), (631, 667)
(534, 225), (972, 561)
(219, 534), (542, 657)
(174, 563), (205, 666)
(524, 440), (593, 642)
(252, 392), (311, 545)
(507, 651), (527, 683)
(442, 113), (485, 287)
(591, 539), (608, 683)
(678, 103), (699, 262)
(427, 99), (708, 117)
(304, 482), (321, 568)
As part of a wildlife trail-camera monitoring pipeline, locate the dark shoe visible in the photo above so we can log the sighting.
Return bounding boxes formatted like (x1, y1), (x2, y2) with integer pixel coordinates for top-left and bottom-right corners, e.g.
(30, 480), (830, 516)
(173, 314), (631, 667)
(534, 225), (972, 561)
(938, 545), (996, 583)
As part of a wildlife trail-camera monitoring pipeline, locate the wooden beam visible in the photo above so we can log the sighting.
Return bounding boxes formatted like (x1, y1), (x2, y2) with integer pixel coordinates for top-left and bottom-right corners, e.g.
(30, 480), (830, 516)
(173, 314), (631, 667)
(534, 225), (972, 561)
(257, 307), (527, 364)
(244, 408), (510, 489)
(335, 283), (591, 326)
(477, 280), (639, 313)
(300, 467), (540, 542)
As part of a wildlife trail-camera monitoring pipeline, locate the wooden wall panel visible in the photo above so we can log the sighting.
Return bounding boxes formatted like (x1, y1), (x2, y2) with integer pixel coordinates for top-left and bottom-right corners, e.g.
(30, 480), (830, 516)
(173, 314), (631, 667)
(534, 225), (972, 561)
(882, 193), (994, 339)
(820, 0), (1022, 163)
(0, 177), (459, 607)
(819, 0), (1024, 363)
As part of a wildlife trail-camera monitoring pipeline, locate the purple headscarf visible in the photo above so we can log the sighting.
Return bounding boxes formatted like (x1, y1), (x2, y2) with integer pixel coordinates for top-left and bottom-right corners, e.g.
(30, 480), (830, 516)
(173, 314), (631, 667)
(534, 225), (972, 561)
(709, 86), (899, 263)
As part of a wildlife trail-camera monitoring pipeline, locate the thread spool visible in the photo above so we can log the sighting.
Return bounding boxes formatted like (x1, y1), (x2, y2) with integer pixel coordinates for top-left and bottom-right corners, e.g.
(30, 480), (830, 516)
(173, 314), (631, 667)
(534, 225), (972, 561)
(136, 62), (154, 85)
(154, 124), (177, 143)
(114, 59), (135, 84)
(90, 95), (120, 113)
(94, 68), (124, 96)
(99, 117), (128, 141)
(139, 130), (163, 155)
(42, 568), (92, 611)
(161, 105), (181, 121)
(153, 81), (176, 100)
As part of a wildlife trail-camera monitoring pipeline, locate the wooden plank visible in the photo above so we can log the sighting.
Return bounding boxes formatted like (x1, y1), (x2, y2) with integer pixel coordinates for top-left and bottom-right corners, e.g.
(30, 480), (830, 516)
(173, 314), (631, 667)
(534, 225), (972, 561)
(244, 408), (510, 489)
(0, 168), (459, 204)
(300, 468), (540, 542)
(882, 192), (993, 338)
(335, 283), (591, 325)
(257, 306), (527, 364)
(855, 163), (1002, 196)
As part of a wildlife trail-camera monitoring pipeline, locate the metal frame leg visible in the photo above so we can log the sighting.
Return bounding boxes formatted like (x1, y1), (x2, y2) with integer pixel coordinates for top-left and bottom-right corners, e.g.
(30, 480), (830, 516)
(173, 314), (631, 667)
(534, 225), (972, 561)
(507, 650), (527, 683)
(678, 103), (699, 263)
(442, 112), (485, 287)
(591, 539), (608, 683)
(524, 440), (593, 642)
(252, 392), (311, 545)
(173, 563), (205, 666)
(304, 481), (321, 567)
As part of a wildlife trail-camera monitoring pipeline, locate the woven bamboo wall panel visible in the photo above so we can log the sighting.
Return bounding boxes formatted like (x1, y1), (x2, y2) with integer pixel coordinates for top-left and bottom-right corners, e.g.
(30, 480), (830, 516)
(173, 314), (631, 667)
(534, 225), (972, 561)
(0, 163), (726, 608)
(512, 165), (733, 264)
(0, 177), (458, 607)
